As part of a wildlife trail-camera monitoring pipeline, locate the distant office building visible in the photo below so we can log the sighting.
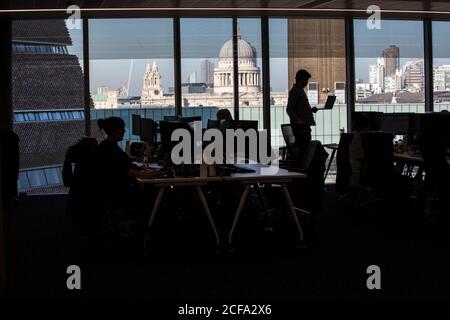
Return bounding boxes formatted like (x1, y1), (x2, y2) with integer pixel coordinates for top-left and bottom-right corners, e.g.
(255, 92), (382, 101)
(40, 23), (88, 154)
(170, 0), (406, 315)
(200, 59), (214, 86)
(334, 82), (346, 104)
(403, 60), (424, 92)
(92, 87), (118, 109)
(182, 83), (207, 94)
(187, 71), (197, 84)
(355, 83), (373, 101)
(307, 82), (319, 105)
(369, 65), (378, 85)
(382, 45), (400, 77)
(287, 19), (346, 103)
(433, 64), (450, 91)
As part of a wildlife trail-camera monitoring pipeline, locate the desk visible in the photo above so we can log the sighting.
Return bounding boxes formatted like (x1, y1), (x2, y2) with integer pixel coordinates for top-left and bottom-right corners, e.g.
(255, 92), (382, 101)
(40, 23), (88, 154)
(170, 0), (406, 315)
(323, 143), (339, 181)
(393, 152), (450, 179)
(137, 164), (307, 246)
(137, 175), (222, 245)
(221, 164), (307, 244)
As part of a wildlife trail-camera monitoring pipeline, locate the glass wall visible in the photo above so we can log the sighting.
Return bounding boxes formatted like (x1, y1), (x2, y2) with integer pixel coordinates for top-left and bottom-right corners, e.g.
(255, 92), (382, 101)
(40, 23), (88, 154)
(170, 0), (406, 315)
(11, 17), (447, 193)
(269, 18), (347, 149)
(180, 18), (234, 127)
(432, 21), (450, 112)
(12, 19), (85, 193)
(89, 18), (175, 146)
(354, 19), (425, 113)
(237, 18), (263, 129)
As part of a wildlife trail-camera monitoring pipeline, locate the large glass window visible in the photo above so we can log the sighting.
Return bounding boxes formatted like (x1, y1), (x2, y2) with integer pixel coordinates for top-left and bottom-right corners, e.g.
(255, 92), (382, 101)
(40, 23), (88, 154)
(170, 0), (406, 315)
(89, 19), (175, 146)
(354, 19), (425, 113)
(432, 21), (450, 112)
(180, 18), (234, 127)
(237, 19), (263, 129)
(269, 18), (347, 149)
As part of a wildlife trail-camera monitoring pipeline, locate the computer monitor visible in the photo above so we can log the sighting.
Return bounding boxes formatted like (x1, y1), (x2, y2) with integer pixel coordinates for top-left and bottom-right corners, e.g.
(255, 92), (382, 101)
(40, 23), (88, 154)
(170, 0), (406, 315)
(219, 120), (259, 163)
(159, 120), (195, 164)
(352, 112), (383, 131)
(179, 116), (202, 123)
(379, 113), (408, 135)
(132, 114), (141, 136)
(140, 118), (157, 145)
(163, 115), (179, 121)
(207, 119), (219, 129)
(219, 120), (258, 132)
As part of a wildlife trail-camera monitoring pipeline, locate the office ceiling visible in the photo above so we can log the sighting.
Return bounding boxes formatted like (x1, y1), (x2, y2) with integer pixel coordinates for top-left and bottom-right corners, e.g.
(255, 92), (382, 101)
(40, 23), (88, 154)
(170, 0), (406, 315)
(2, 1), (450, 19)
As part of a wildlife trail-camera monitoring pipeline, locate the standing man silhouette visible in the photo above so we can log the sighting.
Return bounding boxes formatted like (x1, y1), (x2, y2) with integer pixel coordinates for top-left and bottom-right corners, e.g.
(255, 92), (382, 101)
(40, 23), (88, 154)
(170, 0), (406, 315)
(286, 69), (318, 161)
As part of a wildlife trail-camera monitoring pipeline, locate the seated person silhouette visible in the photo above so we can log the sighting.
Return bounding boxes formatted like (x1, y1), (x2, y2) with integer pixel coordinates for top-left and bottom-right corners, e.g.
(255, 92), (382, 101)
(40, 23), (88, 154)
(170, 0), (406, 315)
(349, 114), (370, 189)
(216, 109), (233, 127)
(96, 117), (158, 218)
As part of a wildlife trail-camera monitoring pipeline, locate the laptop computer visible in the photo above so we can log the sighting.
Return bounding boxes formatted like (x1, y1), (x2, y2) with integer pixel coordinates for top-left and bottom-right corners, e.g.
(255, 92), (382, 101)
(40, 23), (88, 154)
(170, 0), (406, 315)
(316, 95), (336, 110)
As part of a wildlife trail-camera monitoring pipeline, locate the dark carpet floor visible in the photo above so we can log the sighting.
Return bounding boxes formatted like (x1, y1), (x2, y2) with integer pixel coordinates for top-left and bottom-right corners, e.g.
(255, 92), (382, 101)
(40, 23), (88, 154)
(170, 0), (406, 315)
(3, 184), (450, 302)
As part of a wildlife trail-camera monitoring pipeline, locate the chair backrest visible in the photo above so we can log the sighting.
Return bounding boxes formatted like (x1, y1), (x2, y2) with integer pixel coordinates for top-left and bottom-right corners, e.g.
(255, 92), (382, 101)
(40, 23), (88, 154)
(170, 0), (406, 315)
(336, 132), (354, 193)
(63, 137), (98, 190)
(360, 131), (394, 190)
(281, 124), (295, 147)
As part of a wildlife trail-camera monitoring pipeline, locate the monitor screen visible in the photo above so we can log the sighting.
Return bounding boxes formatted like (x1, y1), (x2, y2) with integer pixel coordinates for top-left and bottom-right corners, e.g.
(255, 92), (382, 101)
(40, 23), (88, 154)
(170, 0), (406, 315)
(379, 113), (410, 135)
(132, 114), (141, 136)
(140, 118), (156, 144)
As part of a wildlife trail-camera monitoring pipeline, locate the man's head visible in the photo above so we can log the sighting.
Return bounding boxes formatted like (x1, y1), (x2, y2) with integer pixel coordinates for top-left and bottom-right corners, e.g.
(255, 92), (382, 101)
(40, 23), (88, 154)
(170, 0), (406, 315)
(295, 69), (311, 88)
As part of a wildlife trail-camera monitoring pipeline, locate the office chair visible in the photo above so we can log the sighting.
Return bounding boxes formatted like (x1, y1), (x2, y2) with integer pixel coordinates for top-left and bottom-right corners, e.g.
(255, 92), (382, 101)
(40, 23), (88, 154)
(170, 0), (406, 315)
(279, 124), (295, 161)
(337, 132), (395, 207)
(335, 133), (354, 195)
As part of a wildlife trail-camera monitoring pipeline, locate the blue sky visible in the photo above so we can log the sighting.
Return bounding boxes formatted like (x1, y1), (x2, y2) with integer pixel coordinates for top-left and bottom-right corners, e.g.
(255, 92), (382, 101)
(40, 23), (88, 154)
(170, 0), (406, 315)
(67, 19), (450, 95)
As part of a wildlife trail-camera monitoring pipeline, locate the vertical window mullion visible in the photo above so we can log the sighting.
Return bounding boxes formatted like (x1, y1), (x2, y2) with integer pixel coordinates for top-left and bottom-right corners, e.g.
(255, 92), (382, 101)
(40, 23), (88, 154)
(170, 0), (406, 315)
(174, 17), (182, 116)
(83, 18), (91, 136)
(424, 19), (433, 112)
(345, 17), (355, 132)
(232, 17), (239, 121)
(261, 17), (271, 152)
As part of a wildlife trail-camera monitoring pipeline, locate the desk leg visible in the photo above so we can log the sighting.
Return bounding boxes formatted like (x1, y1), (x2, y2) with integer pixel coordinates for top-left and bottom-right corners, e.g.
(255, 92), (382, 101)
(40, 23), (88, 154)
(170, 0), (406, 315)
(281, 183), (304, 241)
(324, 148), (337, 182)
(196, 186), (220, 246)
(148, 187), (166, 228)
(228, 184), (251, 244)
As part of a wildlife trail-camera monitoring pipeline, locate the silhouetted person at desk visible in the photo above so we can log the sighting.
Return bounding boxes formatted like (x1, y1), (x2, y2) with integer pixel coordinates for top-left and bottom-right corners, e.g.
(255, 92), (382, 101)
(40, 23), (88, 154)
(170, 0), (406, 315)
(96, 117), (157, 217)
(287, 69), (318, 161)
(216, 109), (233, 127)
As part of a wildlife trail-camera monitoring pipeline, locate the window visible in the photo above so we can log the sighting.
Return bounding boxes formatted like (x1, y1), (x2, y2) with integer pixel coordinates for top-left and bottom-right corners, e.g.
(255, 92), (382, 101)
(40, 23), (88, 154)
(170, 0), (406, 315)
(89, 19), (174, 147)
(269, 18), (347, 149)
(433, 21), (450, 111)
(180, 18), (234, 126)
(354, 19), (425, 113)
(27, 170), (47, 188)
(237, 19), (263, 128)
(44, 168), (62, 185)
